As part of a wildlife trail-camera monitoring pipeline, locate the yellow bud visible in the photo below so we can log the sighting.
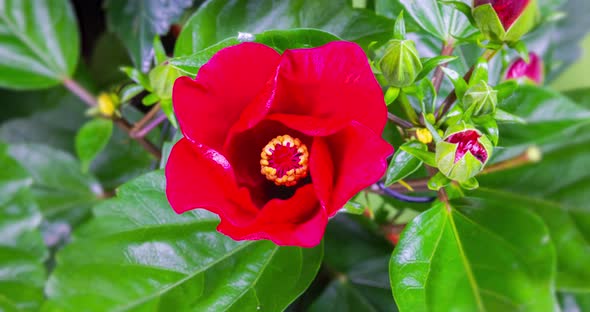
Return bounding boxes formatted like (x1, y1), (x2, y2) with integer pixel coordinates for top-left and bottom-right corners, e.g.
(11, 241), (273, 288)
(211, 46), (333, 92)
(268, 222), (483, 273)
(416, 128), (433, 144)
(97, 93), (117, 117)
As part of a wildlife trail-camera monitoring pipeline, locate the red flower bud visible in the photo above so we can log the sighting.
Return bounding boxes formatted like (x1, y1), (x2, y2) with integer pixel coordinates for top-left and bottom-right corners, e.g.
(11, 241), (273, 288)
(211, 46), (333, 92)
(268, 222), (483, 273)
(165, 42), (393, 247)
(505, 52), (544, 85)
(473, 0), (539, 42)
(474, 0), (529, 31)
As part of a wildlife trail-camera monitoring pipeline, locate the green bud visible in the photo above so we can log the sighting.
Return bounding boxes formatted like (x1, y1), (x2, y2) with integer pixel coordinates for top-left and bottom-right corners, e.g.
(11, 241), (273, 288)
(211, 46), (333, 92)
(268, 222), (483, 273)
(462, 81), (497, 117)
(435, 124), (493, 182)
(379, 39), (422, 88)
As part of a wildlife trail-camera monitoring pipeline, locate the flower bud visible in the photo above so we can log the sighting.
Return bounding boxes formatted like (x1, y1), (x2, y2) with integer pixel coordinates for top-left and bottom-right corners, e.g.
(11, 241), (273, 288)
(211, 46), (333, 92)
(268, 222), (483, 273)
(505, 52), (544, 85)
(416, 128), (433, 144)
(462, 81), (497, 117)
(473, 0), (539, 43)
(97, 92), (119, 117)
(379, 39), (422, 88)
(435, 125), (493, 182)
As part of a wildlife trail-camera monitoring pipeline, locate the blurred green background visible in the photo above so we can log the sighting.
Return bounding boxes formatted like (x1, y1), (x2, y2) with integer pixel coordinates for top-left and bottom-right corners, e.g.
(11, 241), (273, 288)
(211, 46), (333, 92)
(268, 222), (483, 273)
(553, 34), (590, 91)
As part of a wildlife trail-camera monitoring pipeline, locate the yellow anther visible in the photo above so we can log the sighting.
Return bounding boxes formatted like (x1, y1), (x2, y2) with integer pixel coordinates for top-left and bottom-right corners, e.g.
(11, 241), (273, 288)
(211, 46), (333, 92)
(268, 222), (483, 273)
(260, 134), (309, 187)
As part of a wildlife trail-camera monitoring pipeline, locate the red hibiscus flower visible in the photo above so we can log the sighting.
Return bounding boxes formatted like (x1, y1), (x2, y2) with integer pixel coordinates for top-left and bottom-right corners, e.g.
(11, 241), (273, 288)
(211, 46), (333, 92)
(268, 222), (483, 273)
(165, 41), (393, 247)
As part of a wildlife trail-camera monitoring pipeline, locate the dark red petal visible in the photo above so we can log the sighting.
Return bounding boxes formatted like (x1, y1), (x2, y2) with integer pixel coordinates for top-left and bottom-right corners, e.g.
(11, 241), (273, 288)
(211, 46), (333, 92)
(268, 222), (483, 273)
(217, 184), (326, 247)
(165, 138), (258, 224)
(474, 0), (530, 30)
(270, 41), (387, 135)
(265, 113), (349, 136)
(446, 130), (488, 163)
(172, 43), (281, 151)
(317, 121), (393, 216)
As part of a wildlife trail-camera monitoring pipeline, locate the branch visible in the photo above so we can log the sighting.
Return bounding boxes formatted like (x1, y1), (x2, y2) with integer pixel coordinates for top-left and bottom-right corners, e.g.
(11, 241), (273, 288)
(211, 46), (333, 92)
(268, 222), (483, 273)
(388, 112), (414, 128)
(63, 78), (162, 160)
(435, 49), (499, 120)
(432, 41), (455, 92)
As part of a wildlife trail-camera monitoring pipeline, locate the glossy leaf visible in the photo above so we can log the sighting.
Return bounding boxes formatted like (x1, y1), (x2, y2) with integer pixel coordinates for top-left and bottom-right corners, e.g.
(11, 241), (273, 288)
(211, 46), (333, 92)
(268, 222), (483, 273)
(391, 202), (557, 311)
(75, 119), (113, 172)
(8, 144), (102, 226)
(0, 144), (47, 311)
(174, 0), (393, 56)
(46, 171), (323, 311)
(415, 55), (458, 82)
(473, 86), (590, 291)
(0, 0), (80, 89)
(105, 0), (194, 71)
(398, 0), (475, 40)
(310, 215), (395, 311)
(170, 29), (340, 76)
(385, 141), (427, 186)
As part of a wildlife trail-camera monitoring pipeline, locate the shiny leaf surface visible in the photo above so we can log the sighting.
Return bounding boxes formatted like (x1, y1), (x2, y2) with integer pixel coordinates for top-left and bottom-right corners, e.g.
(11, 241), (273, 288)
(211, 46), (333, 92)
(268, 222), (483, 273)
(0, 0), (79, 89)
(391, 202), (556, 311)
(46, 171), (323, 311)
(175, 0), (393, 56)
(0, 144), (47, 311)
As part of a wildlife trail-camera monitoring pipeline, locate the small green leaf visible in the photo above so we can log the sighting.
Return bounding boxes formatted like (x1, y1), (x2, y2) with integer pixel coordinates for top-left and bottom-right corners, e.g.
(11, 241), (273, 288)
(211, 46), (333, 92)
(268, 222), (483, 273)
(400, 146), (437, 167)
(393, 11), (406, 40)
(459, 177), (479, 190)
(427, 172), (451, 190)
(441, 67), (468, 99)
(495, 80), (518, 101)
(384, 87), (401, 105)
(120, 66), (151, 90)
(153, 36), (167, 65)
(422, 115), (443, 144)
(385, 141), (427, 186)
(509, 41), (530, 62)
(142, 93), (160, 106)
(119, 84), (145, 103)
(342, 200), (365, 215)
(75, 119), (114, 172)
(475, 116), (499, 145)
(468, 57), (489, 87)
(417, 79), (437, 114)
(415, 55), (458, 81)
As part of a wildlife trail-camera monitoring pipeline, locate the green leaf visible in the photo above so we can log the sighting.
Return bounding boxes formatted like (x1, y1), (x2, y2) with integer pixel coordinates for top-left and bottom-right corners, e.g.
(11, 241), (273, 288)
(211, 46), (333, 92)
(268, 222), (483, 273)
(88, 32), (132, 89)
(75, 119), (114, 172)
(385, 141), (427, 186)
(398, 0), (476, 41)
(468, 58), (489, 87)
(439, 0), (476, 26)
(175, 0), (393, 56)
(441, 67), (468, 99)
(427, 172), (450, 191)
(8, 144), (102, 226)
(46, 171), (323, 311)
(310, 215), (395, 311)
(170, 29), (340, 76)
(120, 66), (151, 90)
(472, 86), (590, 291)
(393, 11), (406, 40)
(105, 0), (194, 71)
(494, 108), (525, 124)
(415, 55), (458, 82)
(0, 0), (80, 89)
(0, 144), (47, 311)
(400, 146), (437, 167)
(391, 202), (557, 311)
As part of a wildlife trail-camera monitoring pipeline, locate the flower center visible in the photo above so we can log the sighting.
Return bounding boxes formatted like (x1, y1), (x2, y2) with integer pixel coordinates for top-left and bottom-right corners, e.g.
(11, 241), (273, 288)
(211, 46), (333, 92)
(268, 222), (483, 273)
(260, 135), (309, 187)
(447, 130), (488, 163)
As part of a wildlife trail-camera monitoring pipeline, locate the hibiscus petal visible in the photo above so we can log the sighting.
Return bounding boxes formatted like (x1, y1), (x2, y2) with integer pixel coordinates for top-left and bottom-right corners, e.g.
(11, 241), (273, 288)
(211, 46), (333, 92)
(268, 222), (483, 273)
(271, 41), (387, 135)
(315, 121), (393, 216)
(172, 43), (281, 151)
(165, 138), (258, 223)
(217, 184), (326, 247)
